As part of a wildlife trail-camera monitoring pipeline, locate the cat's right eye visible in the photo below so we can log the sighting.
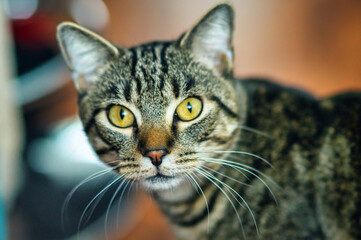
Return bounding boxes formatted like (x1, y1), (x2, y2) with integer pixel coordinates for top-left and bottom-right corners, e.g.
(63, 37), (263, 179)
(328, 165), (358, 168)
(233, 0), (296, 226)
(176, 97), (203, 121)
(107, 105), (135, 128)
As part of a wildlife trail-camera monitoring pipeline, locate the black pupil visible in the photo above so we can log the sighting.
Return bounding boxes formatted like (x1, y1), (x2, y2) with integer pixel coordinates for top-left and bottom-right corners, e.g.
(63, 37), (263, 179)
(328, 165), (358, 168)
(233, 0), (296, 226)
(120, 108), (126, 120)
(187, 102), (192, 113)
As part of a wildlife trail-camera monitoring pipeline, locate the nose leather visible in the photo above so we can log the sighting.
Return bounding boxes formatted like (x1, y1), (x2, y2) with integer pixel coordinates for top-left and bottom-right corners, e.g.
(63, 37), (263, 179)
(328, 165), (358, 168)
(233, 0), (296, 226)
(145, 149), (167, 167)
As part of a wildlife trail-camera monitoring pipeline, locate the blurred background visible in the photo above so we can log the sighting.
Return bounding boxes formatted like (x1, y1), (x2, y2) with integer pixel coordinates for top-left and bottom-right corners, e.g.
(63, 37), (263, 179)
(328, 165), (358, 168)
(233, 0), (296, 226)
(0, 0), (360, 239)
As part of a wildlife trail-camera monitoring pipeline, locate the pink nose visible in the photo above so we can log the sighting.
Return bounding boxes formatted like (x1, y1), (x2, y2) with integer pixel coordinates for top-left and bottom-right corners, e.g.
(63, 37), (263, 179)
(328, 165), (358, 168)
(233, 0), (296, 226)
(145, 149), (167, 167)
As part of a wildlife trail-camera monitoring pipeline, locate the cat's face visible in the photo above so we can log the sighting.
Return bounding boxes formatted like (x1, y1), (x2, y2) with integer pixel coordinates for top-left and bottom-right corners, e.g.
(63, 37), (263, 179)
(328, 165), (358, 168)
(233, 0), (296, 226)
(57, 4), (242, 191)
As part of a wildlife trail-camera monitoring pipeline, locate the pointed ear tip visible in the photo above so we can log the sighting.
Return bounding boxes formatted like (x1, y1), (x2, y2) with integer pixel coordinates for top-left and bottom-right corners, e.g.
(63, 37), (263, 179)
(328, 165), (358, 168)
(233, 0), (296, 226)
(212, 3), (234, 15)
(57, 22), (79, 34)
(56, 22), (89, 41)
(206, 3), (235, 25)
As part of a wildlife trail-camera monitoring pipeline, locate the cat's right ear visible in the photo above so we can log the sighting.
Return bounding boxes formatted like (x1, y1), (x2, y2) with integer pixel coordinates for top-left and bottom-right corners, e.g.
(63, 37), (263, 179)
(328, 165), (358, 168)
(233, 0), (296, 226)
(57, 22), (120, 93)
(179, 4), (234, 77)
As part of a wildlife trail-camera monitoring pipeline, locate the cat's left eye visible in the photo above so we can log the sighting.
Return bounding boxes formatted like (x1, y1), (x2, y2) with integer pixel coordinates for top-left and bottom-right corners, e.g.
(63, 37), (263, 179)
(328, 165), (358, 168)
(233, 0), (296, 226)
(107, 105), (135, 128)
(176, 97), (203, 121)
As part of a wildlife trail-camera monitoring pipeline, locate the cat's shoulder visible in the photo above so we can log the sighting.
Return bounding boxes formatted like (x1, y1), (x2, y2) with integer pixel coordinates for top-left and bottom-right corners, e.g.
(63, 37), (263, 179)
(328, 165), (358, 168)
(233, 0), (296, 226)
(238, 77), (316, 101)
(237, 78), (319, 116)
(322, 91), (361, 111)
(235, 78), (323, 138)
(237, 78), (361, 132)
(238, 77), (361, 109)
(320, 92), (361, 132)
(238, 77), (361, 139)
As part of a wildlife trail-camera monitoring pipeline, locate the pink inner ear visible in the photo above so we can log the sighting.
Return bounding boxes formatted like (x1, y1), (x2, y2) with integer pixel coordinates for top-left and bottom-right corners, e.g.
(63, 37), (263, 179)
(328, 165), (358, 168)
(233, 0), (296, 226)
(71, 72), (90, 93)
(216, 52), (232, 76)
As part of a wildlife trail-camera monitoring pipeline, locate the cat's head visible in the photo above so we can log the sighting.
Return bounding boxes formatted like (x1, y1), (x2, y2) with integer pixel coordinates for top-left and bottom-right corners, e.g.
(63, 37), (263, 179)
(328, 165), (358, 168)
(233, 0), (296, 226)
(57, 4), (245, 191)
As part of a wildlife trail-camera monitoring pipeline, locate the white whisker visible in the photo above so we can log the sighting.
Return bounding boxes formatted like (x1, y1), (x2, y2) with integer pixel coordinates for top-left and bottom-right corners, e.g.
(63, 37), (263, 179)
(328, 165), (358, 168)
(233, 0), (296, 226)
(200, 158), (278, 205)
(237, 125), (272, 138)
(187, 172), (211, 232)
(202, 165), (251, 187)
(77, 175), (123, 239)
(197, 150), (273, 168)
(198, 167), (246, 210)
(195, 168), (247, 240)
(126, 180), (135, 202)
(116, 179), (132, 232)
(105, 177), (130, 240)
(184, 172), (200, 194)
(198, 167), (259, 236)
(62, 167), (116, 230)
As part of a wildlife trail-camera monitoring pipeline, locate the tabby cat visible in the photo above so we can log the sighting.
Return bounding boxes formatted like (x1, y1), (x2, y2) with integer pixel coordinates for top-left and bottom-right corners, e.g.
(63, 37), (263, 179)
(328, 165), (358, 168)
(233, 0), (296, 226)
(56, 3), (361, 240)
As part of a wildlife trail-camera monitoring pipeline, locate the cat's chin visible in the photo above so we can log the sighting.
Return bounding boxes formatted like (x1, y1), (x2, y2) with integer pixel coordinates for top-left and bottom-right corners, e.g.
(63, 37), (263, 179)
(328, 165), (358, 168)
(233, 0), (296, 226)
(140, 174), (183, 192)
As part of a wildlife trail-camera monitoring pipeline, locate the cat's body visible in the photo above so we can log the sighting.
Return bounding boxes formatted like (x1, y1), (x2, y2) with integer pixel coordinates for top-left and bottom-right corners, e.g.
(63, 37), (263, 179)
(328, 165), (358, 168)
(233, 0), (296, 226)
(57, 4), (361, 240)
(157, 79), (361, 240)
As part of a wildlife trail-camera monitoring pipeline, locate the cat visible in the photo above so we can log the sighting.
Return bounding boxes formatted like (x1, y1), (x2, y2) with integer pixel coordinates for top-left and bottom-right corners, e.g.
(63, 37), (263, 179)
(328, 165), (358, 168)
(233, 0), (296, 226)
(56, 3), (361, 240)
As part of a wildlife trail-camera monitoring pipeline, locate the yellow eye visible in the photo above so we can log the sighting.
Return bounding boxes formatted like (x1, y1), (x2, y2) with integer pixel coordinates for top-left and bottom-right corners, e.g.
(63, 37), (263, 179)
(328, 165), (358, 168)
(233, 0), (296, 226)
(176, 97), (203, 121)
(107, 105), (135, 128)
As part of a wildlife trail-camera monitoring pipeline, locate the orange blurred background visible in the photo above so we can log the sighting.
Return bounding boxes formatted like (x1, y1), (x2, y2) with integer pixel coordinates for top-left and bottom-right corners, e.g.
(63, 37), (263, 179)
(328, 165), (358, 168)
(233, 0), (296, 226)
(105, 0), (361, 97)
(1, 0), (360, 240)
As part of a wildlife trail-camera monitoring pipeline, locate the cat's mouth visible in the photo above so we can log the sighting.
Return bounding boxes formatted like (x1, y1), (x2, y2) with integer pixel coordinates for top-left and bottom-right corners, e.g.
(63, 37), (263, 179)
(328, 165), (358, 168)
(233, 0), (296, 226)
(142, 173), (182, 191)
(146, 173), (174, 183)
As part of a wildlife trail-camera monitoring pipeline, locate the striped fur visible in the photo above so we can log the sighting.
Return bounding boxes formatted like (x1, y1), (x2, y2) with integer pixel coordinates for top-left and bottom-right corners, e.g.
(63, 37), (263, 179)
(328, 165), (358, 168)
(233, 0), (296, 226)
(57, 3), (361, 240)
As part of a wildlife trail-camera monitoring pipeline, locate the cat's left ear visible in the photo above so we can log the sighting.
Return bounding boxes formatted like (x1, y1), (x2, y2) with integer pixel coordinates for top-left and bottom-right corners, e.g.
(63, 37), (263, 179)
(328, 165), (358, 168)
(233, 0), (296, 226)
(179, 4), (234, 76)
(57, 22), (121, 93)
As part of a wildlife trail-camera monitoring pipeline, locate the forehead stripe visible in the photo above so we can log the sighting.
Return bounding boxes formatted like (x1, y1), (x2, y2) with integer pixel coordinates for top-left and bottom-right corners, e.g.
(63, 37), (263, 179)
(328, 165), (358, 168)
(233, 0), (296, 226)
(123, 80), (132, 102)
(159, 42), (172, 91)
(160, 42), (171, 75)
(171, 78), (180, 98)
(185, 76), (195, 92)
(151, 46), (157, 62)
(130, 48), (142, 94)
(159, 73), (165, 92)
